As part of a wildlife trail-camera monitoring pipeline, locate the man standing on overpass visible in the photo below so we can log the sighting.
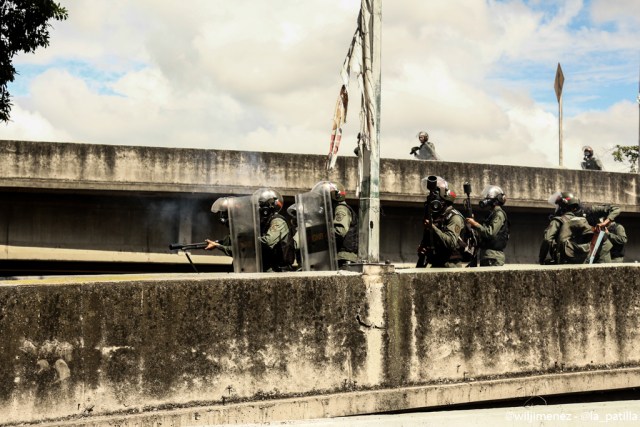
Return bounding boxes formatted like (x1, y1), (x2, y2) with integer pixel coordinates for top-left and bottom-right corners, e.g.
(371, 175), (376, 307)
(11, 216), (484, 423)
(581, 146), (603, 170)
(410, 131), (440, 160)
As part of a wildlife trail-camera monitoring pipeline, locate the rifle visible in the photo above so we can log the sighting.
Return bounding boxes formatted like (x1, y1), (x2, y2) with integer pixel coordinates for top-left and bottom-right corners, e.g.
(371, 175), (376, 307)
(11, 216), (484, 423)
(416, 176), (438, 268)
(169, 241), (217, 273)
(168, 241), (209, 251)
(462, 182), (479, 266)
(463, 182), (474, 219)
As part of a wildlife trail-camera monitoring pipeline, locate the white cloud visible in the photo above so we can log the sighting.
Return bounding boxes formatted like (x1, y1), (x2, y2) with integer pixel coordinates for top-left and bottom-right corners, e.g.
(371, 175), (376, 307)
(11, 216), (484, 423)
(566, 100), (638, 172)
(591, 0), (640, 28)
(1, 0), (638, 176)
(0, 104), (71, 142)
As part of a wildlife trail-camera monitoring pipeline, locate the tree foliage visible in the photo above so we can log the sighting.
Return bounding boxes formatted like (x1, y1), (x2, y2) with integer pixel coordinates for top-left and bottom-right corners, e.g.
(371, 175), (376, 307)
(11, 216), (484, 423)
(1, 0), (68, 122)
(611, 144), (639, 173)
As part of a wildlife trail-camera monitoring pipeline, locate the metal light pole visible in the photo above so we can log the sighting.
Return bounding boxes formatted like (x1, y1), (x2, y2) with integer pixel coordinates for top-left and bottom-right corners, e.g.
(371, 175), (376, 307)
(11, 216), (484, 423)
(358, 0), (381, 263)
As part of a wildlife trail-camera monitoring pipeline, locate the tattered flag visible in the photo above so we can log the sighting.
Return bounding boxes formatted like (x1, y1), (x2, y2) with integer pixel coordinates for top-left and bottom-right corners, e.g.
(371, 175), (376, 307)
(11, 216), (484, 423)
(326, 0), (377, 174)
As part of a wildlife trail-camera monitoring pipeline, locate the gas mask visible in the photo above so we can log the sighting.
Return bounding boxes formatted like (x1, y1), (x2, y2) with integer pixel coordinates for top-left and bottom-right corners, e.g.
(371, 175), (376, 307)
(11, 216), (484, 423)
(427, 195), (445, 216)
(479, 199), (493, 209)
(217, 212), (229, 225)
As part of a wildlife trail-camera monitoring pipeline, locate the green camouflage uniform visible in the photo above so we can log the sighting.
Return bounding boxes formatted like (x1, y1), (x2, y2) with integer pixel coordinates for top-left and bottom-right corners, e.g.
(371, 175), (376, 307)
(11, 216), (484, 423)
(539, 212), (592, 264)
(214, 234), (233, 257)
(259, 215), (293, 271)
(473, 206), (508, 266)
(584, 204), (620, 263)
(425, 206), (465, 268)
(607, 221), (627, 263)
(581, 157), (603, 171)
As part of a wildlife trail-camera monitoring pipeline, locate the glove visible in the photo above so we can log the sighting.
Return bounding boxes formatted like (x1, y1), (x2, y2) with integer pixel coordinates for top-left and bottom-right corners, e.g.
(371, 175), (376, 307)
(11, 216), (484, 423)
(410, 146), (419, 155)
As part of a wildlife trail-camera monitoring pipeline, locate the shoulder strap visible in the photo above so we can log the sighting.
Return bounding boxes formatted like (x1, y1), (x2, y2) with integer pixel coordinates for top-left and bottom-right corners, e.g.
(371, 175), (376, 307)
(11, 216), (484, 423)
(450, 208), (465, 219)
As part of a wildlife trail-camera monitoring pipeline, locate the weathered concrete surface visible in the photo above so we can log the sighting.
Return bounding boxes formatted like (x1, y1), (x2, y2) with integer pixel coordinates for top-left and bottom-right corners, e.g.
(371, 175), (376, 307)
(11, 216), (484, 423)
(23, 369), (640, 426)
(1, 265), (640, 425)
(0, 140), (637, 209)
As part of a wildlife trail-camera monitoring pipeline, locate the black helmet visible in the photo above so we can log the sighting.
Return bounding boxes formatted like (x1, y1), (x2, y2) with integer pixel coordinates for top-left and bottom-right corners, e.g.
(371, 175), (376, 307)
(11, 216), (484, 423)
(549, 191), (580, 213)
(312, 180), (346, 202)
(583, 146), (594, 157)
(211, 197), (232, 224)
(254, 188), (283, 218)
(479, 185), (506, 208)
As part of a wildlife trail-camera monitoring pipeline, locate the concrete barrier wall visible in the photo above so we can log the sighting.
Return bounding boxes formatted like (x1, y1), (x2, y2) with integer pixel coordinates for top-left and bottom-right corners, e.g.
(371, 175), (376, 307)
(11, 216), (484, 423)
(2, 265), (640, 425)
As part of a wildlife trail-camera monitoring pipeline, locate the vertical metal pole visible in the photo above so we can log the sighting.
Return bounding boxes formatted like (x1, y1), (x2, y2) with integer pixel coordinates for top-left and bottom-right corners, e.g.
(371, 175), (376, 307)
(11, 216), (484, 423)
(559, 93), (563, 167)
(554, 63), (564, 168)
(358, 0), (381, 263)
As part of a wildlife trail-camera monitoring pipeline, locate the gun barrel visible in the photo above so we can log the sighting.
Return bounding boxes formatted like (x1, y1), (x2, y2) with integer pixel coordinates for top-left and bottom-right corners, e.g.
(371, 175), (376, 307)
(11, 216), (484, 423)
(463, 182), (472, 196)
(169, 242), (208, 251)
(426, 175), (438, 192)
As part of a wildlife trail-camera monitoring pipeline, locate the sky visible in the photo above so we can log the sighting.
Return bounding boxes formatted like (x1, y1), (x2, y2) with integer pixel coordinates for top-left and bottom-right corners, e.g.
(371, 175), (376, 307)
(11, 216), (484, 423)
(2, 0), (639, 172)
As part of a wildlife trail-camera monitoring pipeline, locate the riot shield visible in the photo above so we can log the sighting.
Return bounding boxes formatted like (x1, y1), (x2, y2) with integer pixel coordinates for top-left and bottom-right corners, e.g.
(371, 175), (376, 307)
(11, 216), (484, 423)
(295, 190), (338, 271)
(228, 195), (262, 273)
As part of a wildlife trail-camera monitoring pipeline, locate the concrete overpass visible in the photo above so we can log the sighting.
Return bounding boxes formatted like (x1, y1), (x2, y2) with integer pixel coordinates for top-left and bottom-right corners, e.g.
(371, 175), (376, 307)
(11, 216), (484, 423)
(1, 140), (640, 425)
(0, 139), (638, 274)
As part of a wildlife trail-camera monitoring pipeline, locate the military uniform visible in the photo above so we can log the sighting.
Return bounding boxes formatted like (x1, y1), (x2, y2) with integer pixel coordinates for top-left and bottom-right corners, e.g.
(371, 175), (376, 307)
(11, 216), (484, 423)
(581, 157), (603, 171)
(214, 235), (233, 257)
(472, 206), (508, 266)
(608, 221), (627, 263)
(259, 214), (294, 271)
(422, 206), (465, 268)
(539, 212), (593, 264)
(412, 142), (440, 161)
(583, 204), (620, 263)
(334, 202), (358, 264)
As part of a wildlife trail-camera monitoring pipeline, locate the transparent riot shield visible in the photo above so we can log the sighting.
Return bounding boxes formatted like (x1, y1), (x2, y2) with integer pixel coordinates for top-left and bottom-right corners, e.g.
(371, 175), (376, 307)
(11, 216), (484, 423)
(228, 195), (262, 273)
(295, 190), (338, 271)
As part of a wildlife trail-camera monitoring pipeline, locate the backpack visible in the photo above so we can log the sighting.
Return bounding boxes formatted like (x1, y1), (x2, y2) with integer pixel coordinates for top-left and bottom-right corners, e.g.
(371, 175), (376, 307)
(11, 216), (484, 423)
(554, 214), (593, 264)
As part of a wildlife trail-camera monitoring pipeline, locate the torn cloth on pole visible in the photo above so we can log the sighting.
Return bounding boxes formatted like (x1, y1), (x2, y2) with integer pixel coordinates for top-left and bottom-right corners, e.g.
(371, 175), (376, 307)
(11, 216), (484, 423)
(326, 0), (377, 175)
(326, 85), (348, 170)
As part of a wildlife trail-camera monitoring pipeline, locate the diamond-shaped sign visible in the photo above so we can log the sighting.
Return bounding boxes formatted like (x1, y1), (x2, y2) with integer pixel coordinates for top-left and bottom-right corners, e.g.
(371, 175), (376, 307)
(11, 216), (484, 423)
(554, 63), (564, 102)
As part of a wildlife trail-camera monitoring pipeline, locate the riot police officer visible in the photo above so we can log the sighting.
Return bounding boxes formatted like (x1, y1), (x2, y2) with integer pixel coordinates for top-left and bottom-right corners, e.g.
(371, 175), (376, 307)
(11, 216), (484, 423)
(256, 188), (295, 272)
(205, 197), (233, 256)
(539, 192), (619, 264)
(465, 185), (509, 266)
(410, 131), (440, 160)
(607, 221), (627, 263)
(539, 192), (591, 264)
(312, 180), (358, 267)
(417, 176), (466, 268)
(583, 200), (620, 263)
(581, 146), (603, 171)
